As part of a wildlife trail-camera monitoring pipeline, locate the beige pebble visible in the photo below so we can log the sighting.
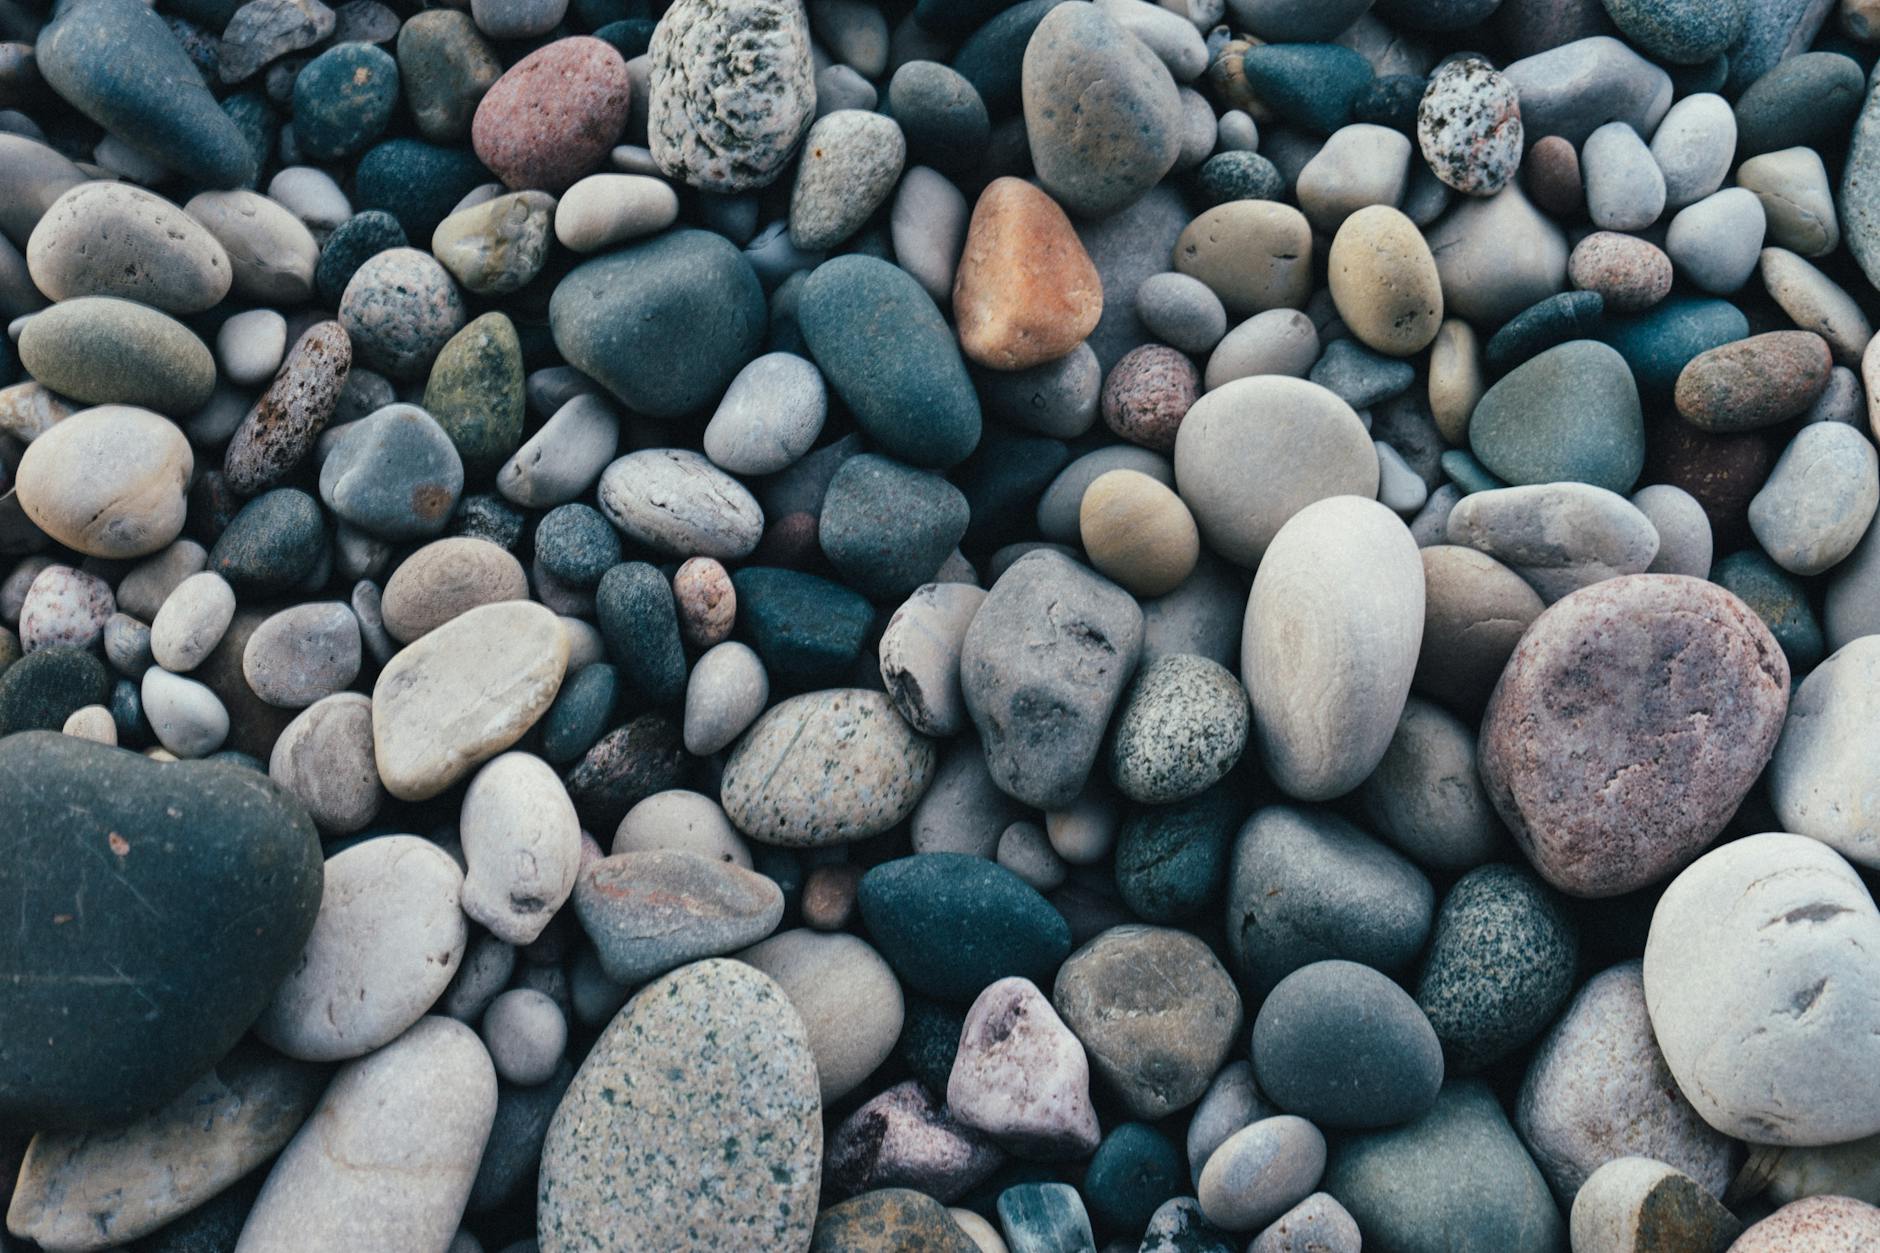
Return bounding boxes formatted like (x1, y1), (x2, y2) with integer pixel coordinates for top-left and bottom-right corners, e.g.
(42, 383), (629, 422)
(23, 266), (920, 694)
(15, 405), (192, 558)
(1079, 468), (1199, 597)
(381, 536), (529, 643)
(61, 703), (116, 745)
(1760, 246), (1873, 366)
(673, 556), (735, 649)
(1427, 318), (1484, 445)
(1174, 200), (1314, 316)
(554, 174), (680, 252)
(1327, 204), (1443, 356)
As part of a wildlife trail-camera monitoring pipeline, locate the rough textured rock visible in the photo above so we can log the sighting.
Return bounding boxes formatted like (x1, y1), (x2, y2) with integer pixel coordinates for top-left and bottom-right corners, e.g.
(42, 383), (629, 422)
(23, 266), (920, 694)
(647, 0), (817, 192)
(1479, 574), (1789, 897)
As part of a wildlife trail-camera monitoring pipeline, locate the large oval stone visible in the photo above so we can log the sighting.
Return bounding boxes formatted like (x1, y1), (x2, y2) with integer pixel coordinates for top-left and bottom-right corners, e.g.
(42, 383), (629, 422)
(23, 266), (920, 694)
(1479, 574), (1788, 898)
(1469, 340), (1645, 493)
(0, 733), (323, 1130)
(19, 297), (215, 414)
(1242, 496), (1424, 801)
(549, 230), (765, 419)
(372, 600), (569, 801)
(720, 689), (937, 847)
(1767, 634), (1880, 868)
(1644, 833), (1880, 1146)
(799, 255), (983, 469)
(36, 0), (257, 189)
(538, 959), (821, 1251)
(27, 181), (231, 314)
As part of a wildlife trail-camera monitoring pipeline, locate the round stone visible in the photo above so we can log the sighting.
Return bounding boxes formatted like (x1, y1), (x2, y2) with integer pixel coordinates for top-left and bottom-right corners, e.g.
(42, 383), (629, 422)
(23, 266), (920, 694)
(1749, 421), (1880, 576)
(703, 352), (827, 477)
(1416, 56), (1521, 197)
(1197, 1116), (1326, 1234)
(269, 692), (384, 834)
(338, 247), (465, 380)
(1251, 959), (1444, 1130)
(1174, 200), (1314, 316)
(16, 406), (191, 559)
(555, 173), (680, 253)
(242, 602), (362, 708)
(1079, 469), (1200, 599)
(1568, 232), (1674, 312)
(1479, 575), (1789, 897)
(1467, 340), (1644, 493)
(857, 853), (1071, 1003)
(819, 453), (970, 601)
(472, 37), (630, 192)
(430, 191), (557, 297)
(597, 449), (764, 560)
(382, 537), (528, 643)
(1674, 330), (1833, 431)
(738, 928), (904, 1104)
(951, 176), (1102, 372)
(1106, 654), (1246, 804)
(1103, 345), (1199, 452)
(1644, 833), (1880, 1146)
(1358, 695), (1507, 869)
(789, 110), (906, 251)
(1767, 635), (1880, 867)
(293, 41), (399, 161)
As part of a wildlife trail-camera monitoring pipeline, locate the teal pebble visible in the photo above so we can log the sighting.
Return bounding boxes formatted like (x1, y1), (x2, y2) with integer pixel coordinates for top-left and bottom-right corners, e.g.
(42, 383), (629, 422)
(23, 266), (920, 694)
(315, 210), (408, 307)
(818, 453), (972, 601)
(595, 562), (688, 708)
(1114, 784), (1239, 923)
(221, 90), (278, 191)
(729, 567), (874, 688)
(1733, 51), (1865, 157)
(1469, 339), (1643, 493)
(1710, 548), (1824, 672)
(951, 0), (1065, 115)
(1601, 0), (1744, 64)
(1483, 291), (1607, 374)
(956, 428), (1071, 549)
(1083, 1123), (1184, 1234)
(1238, 43), (1375, 135)
(1441, 449), (1507, 495)
(540, 663), (618, 766)
(997, 1182), (1096, 1253)
(354, 138), (493, 239)
(857, 853), (1072, 1002)
(293, 42), (401, 161)
(1601, 295), (1748, 401)
(896, 996), (965, 1094)
(535, 503), (621, 588)
(207, 488), (328, 596)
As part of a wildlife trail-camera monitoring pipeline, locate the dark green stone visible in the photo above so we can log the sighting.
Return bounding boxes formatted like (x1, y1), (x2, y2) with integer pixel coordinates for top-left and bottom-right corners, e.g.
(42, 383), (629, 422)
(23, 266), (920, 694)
(37, 0), (257, 188)
(535, 504), (621, 587)
(1324, 1080), (1565, 1253)
(315, 210), (408, 307)
(919, 0), (1027, 37)
(1469, 338), (1643, 493)
(1483, 292), (1607, 374)
(1196, 150), (1285, 205)
(1239, 43), (1375, 134)
(293, 41), (400, 162)
(1352, 73), (1426, 133)
(1602, 296), (1748, 402)
(423, 311), (525, 480)
(592, 17), (656, 57)
(111, 676), (147, 746)
(996, 1182), (1095, 1253)
(954, 427), (1070, 550)
(800, 255), (983, 469)
(208, 488), (327, 596)
(1114, 784), (1239, 923)
(951, 0), (1069, 115)
(887, 60), (991, 176)
(897, 996), (966, 1094)
(1084, 1123), (1183, 1234)
(1711, 548), (1823, 672)
(1415, 863), (1578, 1073)
(819, 453), (971, 601)
(731, 567), (875, 689)
(549, 229), (765, 420)
(0, 647), (110, 735)
(858, 853), (1072, 1002)
(354, 138), (492, 240)
(468, 1058), (576, 1213)
(0, 732), (323, 1130)
(812, 1188), (981, 1251)
(595, 562), (687, 708)
(540, 663), (619, 767)
(1733, 51), (1863, 156)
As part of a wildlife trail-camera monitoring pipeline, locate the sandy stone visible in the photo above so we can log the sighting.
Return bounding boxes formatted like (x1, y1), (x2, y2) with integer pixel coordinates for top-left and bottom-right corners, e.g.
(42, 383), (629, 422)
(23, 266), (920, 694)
(16, 406), (192, 559)
(952, 178), (1102, 371)
(1328, 204), (1443, 356)
(382, 537), (529, 643)
(1078, 468), (1199, 598)
(1174, 200), (1314, 316)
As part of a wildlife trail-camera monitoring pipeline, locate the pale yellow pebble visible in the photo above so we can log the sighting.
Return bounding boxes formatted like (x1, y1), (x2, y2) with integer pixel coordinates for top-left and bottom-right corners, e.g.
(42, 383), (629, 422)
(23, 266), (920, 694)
(1173, 200), (1314, 316)
(1428, 317), (1485, 445)
(949, 1207), (1009, 1253)
(61, 703), (116, 745)
(1327, 204), (1444, 357)
(145, 747), (178, 762)
(1079, 468), (1199, 598)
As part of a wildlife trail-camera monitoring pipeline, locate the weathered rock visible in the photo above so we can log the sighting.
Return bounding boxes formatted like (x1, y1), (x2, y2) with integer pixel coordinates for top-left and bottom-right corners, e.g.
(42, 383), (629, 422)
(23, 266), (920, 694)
(948, 976), (1100, 1159)
(573, 849), (783, 984)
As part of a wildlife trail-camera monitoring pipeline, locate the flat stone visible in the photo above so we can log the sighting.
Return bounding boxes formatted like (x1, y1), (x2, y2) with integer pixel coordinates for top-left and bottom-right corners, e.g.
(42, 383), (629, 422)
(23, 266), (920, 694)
(1469, 340), (1642, 492)
(858, 853), (1070, 1003)
(537, 960), (821, 1250)
(235, 1016), (496, 1253)
(371, 600), (568, 801)
(460, 751), (580, 946)
(0, 733), (321, 1130)
(1445, 482), (1660, 603)
(255, 834), (467, 1062)
(242, 601), (361, 708)
(1197, 1116), (1327, 1234)
(269, 692), (383, 834)
(573, 849), (783, 984)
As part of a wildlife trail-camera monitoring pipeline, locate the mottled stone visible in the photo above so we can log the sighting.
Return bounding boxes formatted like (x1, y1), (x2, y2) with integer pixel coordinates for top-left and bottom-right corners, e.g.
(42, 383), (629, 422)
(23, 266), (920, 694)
(647, 0), (816, 192)
(1416, 56), (1521, 196)
(473, 38), (630, 193)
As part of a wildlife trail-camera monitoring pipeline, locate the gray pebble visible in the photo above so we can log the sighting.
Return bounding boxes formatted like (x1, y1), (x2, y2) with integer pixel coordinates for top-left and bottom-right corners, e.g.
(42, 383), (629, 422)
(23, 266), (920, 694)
(241, 601), (361, 707)
(480, 987), (566, 1085)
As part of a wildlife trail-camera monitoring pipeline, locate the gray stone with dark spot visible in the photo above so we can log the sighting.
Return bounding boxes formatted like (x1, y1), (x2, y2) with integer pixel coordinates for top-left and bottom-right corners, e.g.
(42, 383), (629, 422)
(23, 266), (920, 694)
(319, 404), (464, 541)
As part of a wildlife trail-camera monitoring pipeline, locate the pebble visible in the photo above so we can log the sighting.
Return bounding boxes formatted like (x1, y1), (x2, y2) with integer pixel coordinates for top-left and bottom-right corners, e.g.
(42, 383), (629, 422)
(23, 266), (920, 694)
(183, 190), (320, 305)
(1105, 653), (1245, 803)
(1650, 92), (1735, 209)
(790, 110), (905, 251)
(1761, 247), (1871, 365)
(481, 988), (566, 1086)
(1675, 329), (1834, 431)
(269, 691), (383, 833)
(960, 548), (1143, 809)
(19, 297), (215, 415)
(1568, 232), (1673, 313)
(27, 182), (231, 313)
(1446, 482), (1660, 603)
(1583, 122), (1666, 231)
(1175, 200), (1315, 317)
(739, 928), (904, 1103)
(1422, 183), (1569, 327)
(500, 396), (620, 509)
(1567, 1157), (1742, 1253)
(242, 600), (361, 707)
(878, 581), (985, 738)
(431, 191), (557, 297)
(19, 564), (112, 654)
(472, 38), (631, 193)
(1295, 124), (1411, 233)
(1358, 695), (1506, 868)
(1750, 421), (1880, 575)
(1243, 496), (1423, 800)
(372, 600), (568, 801)
(1415, 56), (1522, 197)
(1665, 187), (1768, 293)
(461, 751), (580, 945)
(382, 537), (528, 643)
(859, 854), (1070, 1002)
(319, 403), (464, 540)
(683, 640), (768, 755)
(827, 1079), (1001, 1202)
(237, 1016), (495, 1251)
(820, 453), (969, 600)
(1516, 961), (1736, 1200)
(947, 976), (1100, 1159)
(1196, 1116), (1326, 1233)
(141, 667), (230, 757)
(151, 571), (237, 672)
(1417, 864), (1579, 1072)
(573, 848), (783, 984)
(953, 177), (1101, 372)
(646, 0), (815, 193)
(1767, 635), (1880, 866)
(814, 1189), (981, 1251)
(1469, 340), (1642, 492)
(1248, 1194), (1362, 1253)
(1645, 832), (1880, 1145)
(1325, 1079), (1566, 1252)
(1731, 1195), (1880, 1251)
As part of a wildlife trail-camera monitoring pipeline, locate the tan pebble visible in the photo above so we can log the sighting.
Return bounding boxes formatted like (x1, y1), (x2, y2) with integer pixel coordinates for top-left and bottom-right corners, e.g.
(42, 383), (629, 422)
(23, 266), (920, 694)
(673, 556), (735, 649)
(952, 177), (1102, 371)
(15, 405), (192, 559)
(62, 703), (116, 745)
(381, 536), (529, 643)
(801, 863), (860, 931)
(1427, 318), (1484, 446)
(1079, 468), (1199, 598)
(1327, 204), (1443, 357)
(1174, 200), (1314, 316)
(1760, 246), (1873, 366)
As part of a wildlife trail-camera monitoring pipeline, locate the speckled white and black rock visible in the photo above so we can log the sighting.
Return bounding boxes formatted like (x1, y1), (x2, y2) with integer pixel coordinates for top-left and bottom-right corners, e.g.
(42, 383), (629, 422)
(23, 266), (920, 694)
(647, 0), (817, 193)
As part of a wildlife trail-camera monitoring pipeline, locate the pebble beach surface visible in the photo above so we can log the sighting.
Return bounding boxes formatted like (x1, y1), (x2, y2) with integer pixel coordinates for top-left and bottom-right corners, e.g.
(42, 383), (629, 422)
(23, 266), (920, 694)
(7, 0), (1880, 1250)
